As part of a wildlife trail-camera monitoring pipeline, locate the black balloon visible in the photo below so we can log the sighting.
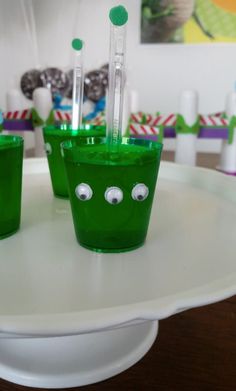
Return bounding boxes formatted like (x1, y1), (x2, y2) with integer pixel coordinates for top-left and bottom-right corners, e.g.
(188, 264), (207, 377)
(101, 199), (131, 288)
(20, 69), (43, 100)
(101, 63), (109, 74)
(100, 64), (109, 88)
(39, 68), (69, 97)
(84, 67), (109, 102)
(65, 69), (73, 99)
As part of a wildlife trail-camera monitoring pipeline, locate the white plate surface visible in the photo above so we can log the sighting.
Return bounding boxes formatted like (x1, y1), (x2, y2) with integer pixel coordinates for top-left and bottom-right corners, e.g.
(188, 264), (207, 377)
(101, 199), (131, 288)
(0, 158), (236, 336)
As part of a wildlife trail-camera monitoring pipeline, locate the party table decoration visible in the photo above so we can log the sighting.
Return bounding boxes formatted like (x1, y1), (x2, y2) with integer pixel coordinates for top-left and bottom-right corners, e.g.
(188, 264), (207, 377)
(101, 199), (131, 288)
(62, 5), (162, 252)
(2, 86), (236, 171)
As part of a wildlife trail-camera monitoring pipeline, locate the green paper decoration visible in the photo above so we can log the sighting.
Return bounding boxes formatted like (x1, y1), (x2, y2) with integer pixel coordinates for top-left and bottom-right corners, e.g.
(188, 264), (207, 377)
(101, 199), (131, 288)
(175, 114), (200, 135)
(31, 108), (54, 128)
(228, 115), (236, 144)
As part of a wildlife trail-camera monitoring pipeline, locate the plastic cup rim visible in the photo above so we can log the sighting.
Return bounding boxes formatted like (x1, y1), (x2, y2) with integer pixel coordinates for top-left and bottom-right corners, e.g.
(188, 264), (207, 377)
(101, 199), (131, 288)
(0, 135), (24, 150)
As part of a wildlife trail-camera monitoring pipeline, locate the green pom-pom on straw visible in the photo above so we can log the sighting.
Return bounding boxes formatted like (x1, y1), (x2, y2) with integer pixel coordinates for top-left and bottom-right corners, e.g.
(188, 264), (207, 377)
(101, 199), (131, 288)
(71, 38), (84, 130)
(109, 5), (128, 26)
(107, 5), (128, 148)
(71, 38), (83, 51)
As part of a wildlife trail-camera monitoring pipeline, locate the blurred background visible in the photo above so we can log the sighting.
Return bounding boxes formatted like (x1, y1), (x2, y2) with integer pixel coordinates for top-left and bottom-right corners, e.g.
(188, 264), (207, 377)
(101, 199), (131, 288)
(1, 0), (236, 153)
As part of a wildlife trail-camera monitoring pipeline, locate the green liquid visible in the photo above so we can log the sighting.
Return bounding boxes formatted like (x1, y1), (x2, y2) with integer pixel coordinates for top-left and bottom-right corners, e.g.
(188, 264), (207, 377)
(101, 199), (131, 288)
(0, 136), (23, 238)
(68, 144), (158, 166)
(43, 125), (105, 198)
(63, 138), (162, 252)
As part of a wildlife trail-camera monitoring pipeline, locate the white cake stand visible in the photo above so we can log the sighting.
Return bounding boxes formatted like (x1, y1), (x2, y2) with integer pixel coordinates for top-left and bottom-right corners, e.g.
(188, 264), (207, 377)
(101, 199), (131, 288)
(0, 159), (236, 389)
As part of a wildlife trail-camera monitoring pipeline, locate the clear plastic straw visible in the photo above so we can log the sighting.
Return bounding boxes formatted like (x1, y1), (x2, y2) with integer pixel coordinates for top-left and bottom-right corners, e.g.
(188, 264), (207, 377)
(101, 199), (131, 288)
(71, 39), (84, 131)
(107, 7), (127, 146)
(20, 0), (40, 67)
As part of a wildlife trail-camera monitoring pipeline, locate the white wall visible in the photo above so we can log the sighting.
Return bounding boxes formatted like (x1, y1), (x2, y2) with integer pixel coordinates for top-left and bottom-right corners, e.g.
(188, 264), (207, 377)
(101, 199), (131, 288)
(1, 0), (235, 152)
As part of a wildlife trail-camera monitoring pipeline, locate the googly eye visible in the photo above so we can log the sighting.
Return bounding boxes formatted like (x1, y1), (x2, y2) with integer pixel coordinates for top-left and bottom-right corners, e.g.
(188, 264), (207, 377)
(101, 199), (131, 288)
(105, 187), (123, 205)
(44, 143), (52, 155)
(75, 183), (93, 201)
(132, 184), (149, 201)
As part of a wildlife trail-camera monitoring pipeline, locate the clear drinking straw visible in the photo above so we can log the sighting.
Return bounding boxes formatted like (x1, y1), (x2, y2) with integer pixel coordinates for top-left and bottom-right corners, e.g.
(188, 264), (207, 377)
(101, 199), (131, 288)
(71, 38), (84, 131)
(107, 6), (128, 146)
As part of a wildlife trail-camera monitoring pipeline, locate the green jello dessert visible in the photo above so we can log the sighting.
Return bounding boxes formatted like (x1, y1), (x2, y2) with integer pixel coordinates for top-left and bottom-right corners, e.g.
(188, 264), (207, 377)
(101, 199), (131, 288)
(62, 137), (162, 252)
(0, 136), (23, 238)
(43, 124), (105, 198)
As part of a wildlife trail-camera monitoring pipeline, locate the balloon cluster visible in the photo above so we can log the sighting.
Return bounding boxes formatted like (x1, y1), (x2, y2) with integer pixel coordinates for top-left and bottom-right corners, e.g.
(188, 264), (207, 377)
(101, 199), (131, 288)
(20, 65), (109, 103)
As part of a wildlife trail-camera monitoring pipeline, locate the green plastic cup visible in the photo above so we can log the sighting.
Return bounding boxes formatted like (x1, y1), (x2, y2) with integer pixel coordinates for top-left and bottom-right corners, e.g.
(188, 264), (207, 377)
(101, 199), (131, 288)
(62, 137), (163, 253)
(43, 124), (105, 198)
(0, 135), (24, 239)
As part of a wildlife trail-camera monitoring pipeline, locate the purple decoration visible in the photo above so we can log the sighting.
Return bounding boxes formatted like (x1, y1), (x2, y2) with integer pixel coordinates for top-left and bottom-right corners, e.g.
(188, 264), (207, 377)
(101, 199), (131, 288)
(199, 127), (228, 140)
(163, 127), (228, 140)
(163, 127), (176, 138)
(3, 120), (34, 131)
(216, 168), (236, 176)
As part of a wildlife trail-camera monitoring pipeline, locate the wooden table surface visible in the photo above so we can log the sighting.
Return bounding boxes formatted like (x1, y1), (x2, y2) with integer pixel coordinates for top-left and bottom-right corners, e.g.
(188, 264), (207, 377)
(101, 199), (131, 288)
(1, 153), (236, 391)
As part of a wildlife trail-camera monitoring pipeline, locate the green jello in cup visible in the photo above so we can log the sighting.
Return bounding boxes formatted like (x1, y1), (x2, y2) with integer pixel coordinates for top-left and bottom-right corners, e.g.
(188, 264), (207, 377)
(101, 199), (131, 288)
(0, 135), (23, 239)
(43, 124), (105, 198)
(62, 137), (162, 252)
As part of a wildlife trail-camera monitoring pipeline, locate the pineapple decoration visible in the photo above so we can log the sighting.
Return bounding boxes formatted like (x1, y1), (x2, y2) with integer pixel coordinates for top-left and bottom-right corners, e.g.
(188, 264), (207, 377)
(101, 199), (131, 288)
(212, 0), (236, 13)
(141, 0), (236, 43)
(194, 0), (236, 40)
(141, 0), (195, 43)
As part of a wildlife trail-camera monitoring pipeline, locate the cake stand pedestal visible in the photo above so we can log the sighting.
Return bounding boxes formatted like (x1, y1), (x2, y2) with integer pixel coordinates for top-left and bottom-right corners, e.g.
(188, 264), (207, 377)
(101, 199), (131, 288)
(0, 159), (236, 388)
